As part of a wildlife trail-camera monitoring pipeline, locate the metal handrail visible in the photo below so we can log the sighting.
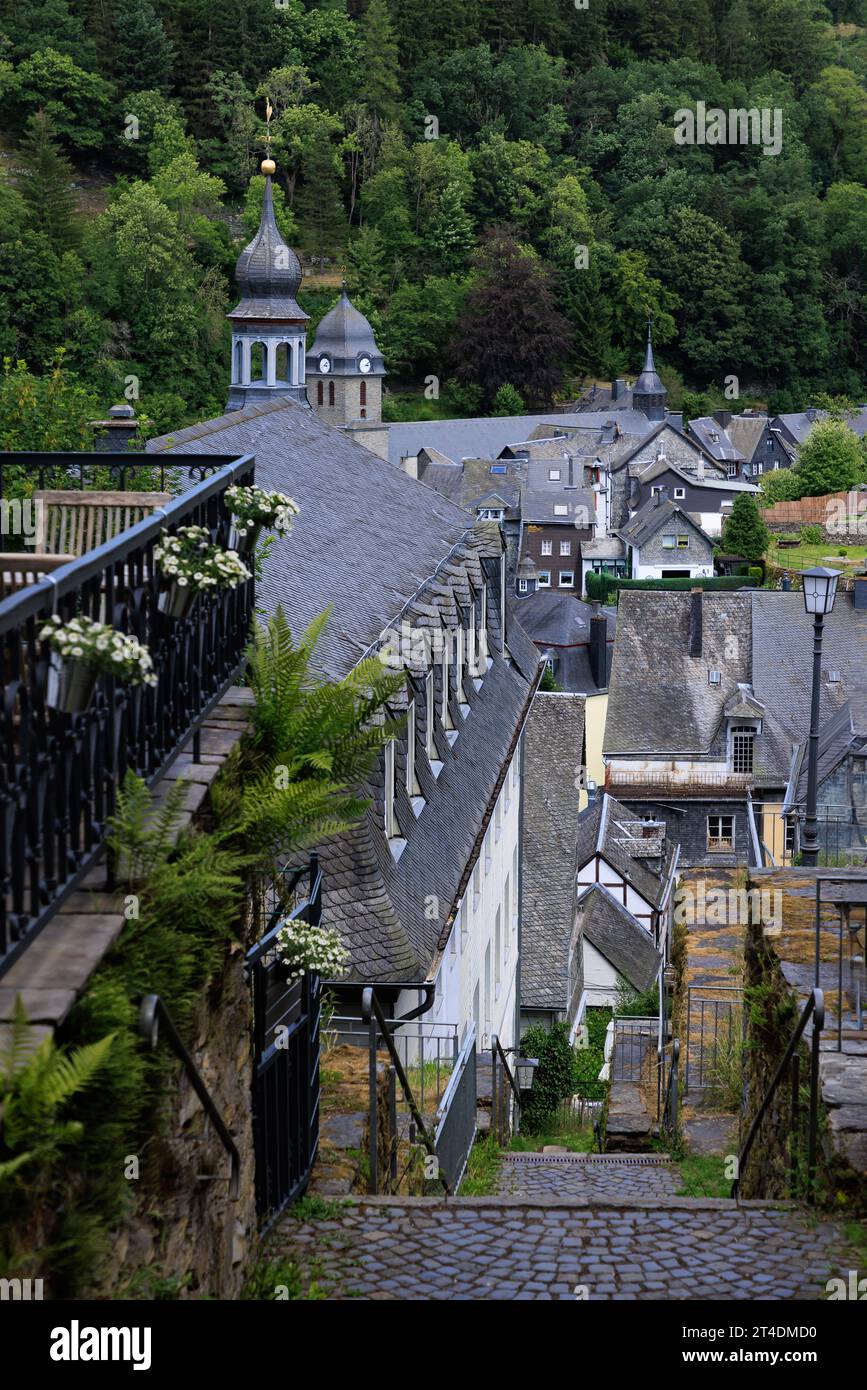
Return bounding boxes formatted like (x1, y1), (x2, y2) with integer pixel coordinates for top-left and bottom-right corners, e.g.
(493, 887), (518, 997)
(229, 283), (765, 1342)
(138, 993), (240, 1200)
(361, 986), (450, 1195)
(490, 1033), (521, 1144)
(732, 987), (824, 1202)
(661, 1038), (680, 1137)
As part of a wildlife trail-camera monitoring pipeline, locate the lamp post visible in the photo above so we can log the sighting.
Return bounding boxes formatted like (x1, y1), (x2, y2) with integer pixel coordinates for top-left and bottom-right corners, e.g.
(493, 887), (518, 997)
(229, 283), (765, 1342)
(800, 567), (840, 867)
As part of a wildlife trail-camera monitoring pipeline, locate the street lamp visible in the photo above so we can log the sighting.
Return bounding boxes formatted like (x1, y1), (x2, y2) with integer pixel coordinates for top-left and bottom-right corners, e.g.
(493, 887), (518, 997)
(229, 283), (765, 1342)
(514, 1057), (539, 1092)
(800, 567), (840, 867)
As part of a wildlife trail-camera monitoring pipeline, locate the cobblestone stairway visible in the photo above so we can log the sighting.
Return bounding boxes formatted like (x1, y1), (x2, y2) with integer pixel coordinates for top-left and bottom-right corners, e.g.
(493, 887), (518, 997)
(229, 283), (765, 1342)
(272, 1152), (857, 1300)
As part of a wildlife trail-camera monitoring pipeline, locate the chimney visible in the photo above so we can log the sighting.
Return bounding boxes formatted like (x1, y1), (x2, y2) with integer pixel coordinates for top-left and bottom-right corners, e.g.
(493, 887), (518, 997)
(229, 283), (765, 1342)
(91, 403), (143, 453)
(714, 410), (732, 429)
(668, 412), (683, 431)
(781, 573), (792, 592)
(854, 574), (867, 610)
(689, 588), (703, 658)
(696, 453), (705, 479)
(589, 604), (608, 689)
(654, 486), (667, 507)
(613, 378), (626, 402)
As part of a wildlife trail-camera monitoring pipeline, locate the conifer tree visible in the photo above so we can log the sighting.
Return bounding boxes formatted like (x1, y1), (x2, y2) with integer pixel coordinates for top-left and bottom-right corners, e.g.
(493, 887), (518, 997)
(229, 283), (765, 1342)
(16, 112), (81, 251)
(358, 0), (402, 121)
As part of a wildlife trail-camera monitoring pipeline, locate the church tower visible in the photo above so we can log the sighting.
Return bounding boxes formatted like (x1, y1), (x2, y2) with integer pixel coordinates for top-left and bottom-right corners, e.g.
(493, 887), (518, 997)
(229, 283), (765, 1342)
(631, 320), (667, 422)
(226, 154), (309, 412)
(306, 289), (386, 426)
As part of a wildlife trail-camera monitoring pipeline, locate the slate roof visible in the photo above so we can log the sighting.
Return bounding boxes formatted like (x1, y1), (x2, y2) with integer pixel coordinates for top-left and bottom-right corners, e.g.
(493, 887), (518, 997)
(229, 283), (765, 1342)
(520, 693), (587, 1009)
(578, 884), (662, 993)
(148, 396), (541, 982)
(773, 407), (867, 445)
(616, 496), (713, 550)
(688, 417), (744, 462)
(782, 703), (864, 813)
(386, 412), (655, 467)
(604, 591), (754, 755)
(516, 593), (616, 693)
(416, 454), (525, 520)
(229, 175), (307, 322)
(573, 793), (675, 909)
(726, 415), (771, 464)
(604, 589), (867, 788)
(306, 289), (384, 375)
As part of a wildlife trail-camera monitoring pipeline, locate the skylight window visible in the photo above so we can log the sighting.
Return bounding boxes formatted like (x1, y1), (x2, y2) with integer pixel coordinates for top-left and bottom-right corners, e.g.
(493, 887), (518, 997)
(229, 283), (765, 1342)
(490, 464), (507, 474)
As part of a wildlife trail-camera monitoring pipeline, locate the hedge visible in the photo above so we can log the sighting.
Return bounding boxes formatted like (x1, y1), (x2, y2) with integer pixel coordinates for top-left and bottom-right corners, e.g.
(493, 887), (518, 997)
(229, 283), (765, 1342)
(584, 572), (757, 603)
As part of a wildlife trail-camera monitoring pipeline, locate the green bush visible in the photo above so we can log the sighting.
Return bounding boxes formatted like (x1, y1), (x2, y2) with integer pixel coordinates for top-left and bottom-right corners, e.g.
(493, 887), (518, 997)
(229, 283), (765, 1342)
(800, 524), (823, 544)
(519, 1022), (575, 1133)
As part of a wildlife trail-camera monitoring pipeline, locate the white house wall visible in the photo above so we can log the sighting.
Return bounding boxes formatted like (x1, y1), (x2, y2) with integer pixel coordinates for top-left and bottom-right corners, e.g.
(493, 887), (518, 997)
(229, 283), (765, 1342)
(576, 855), (654, 931)
(582, 938), (622, 1008)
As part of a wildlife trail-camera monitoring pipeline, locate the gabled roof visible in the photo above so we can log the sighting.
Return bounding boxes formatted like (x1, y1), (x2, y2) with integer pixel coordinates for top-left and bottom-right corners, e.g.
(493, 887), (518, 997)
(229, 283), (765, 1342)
(616, 495), (713, 550)
(148, 395), (540, 983)
(578, 883), (662, 993)
(306, 289), (384, 375)
(726, 415), (771, 463)
(386, 412), (656, 467)
(521, 693), (587, 1010)
(782, 703), (863, 813)
(723, 684), (765, 721)
(574, 793), (675, 909)
(688, 417), (744, 462)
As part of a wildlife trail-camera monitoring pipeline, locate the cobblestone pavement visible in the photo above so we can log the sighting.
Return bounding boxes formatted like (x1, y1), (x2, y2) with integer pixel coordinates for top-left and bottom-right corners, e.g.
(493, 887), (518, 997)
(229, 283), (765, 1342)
(495, 1155), (680, 1201)
(270, 1198), (855, 1300)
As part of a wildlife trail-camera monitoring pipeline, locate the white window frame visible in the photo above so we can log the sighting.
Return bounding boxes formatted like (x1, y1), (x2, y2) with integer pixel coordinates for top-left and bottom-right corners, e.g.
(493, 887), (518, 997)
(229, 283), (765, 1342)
(425, 669), (436, 760)
(537, 569), (551, 588)
(553, 504), (568, 517)
(541, 539), (553, 556)
(559, 539), (571, 556)
(559, 570), (574, 588)
(548, 468), (561, 481)
(673, 487), (685, 500)
(707, 814), (735, 852)
(518, 578), (528, 593)
(730, 725), (755, 775)
(662, 535), (676, 549)
(384, 739), (397, 837)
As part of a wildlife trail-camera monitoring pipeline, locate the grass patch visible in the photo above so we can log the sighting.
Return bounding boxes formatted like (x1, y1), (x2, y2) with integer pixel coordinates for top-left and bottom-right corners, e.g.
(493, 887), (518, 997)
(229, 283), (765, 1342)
(243, 1255), (326, 1300)
(675, 1154), (733, 1198)
(459, 1135), (502, 1195)
(288, 1195), (353, 1222)
(510, 1125), (595, 1154)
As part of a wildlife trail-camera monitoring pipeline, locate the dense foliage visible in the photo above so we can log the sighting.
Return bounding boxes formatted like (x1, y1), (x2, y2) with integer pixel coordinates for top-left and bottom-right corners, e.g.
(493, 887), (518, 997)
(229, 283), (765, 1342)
(2, 0), (867, 435)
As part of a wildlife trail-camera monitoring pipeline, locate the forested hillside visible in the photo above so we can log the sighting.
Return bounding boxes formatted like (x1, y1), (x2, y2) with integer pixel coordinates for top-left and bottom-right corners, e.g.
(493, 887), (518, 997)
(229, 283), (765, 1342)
(1, 0), (867, 439)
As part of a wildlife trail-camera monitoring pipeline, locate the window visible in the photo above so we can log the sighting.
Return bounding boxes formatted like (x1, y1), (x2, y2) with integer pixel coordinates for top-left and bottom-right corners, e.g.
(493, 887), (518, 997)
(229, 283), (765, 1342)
(731, 726), (755, 775)
(558, 570), (574, 587)
(484, 825), (492, 872)
(707, 814), (735, 851)
(676, 534), (690, 549)
(541, 540), (553, 556)
(785, 820), (796, 857)
(662, 534), (676, 549)
(553, 504), (568, 517)
(708, 669), (722, 686)
(441, 641), (451, 725)
(548, 468), (561, 481)
(384, 739), (397, 837)
(473, 860), (481, 909)
(559, 540), (571, 556)
(478, 507), (504, 521)
(425, 669), (436, 760)
(317, 381), (323, 406)
(544, 656), (554, 674)
(406, 699), (423, 803)
(490, 464), (507, 474)
(537, 570), (551, 588)
(727, 463), (738, 478)
(360, 380), (367, 407)
(328, 381), (335, 407)
(674, 487), (685, 500)
(518, 578), (528, 593)
(495, 908), (501, 996)
(504, 875), (511, 959)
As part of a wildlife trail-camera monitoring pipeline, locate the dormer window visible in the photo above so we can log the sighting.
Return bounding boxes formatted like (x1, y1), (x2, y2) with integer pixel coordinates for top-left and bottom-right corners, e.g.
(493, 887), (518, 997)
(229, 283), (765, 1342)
(548, 469), (561, 481)
(731, 726), (755, 775)
(384, 738), (397, 837)
(441, 638), (457, 745)
(708, 669), (722, 685)
(553, 504), (568, 517)
(406, 698), (425, 815)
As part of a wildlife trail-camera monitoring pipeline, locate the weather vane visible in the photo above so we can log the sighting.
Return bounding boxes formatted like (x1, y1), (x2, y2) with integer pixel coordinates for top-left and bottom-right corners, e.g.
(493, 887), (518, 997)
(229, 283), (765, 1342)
(262, 98), (276, 175)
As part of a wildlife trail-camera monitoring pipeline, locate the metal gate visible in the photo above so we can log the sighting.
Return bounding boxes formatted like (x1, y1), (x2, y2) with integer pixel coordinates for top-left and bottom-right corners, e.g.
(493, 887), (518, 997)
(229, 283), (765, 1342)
(685, 985), (742, 1095)
(246, 857), (322, 1227)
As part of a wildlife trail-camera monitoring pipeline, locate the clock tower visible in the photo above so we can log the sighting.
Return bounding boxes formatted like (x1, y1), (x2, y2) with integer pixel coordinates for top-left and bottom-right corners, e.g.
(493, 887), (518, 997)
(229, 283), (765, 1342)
(305, 288), (386, 427)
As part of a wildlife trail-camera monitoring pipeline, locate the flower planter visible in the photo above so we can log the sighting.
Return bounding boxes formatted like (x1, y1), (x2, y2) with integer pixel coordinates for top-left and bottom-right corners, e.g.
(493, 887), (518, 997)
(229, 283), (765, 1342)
(158, 581), (198, 620)
(46, 652), (99, 714)
(227, 522), (262, 555)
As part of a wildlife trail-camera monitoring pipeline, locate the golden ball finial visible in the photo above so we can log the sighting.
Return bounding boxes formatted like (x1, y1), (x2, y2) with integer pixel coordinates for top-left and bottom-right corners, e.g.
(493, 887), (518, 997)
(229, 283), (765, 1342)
(261, 157), (276, 176)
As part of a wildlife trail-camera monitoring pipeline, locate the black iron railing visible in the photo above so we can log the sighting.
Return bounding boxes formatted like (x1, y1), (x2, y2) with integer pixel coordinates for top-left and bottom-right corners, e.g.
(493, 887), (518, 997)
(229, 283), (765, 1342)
(434, 1026), (477, 1190)
(0, 452), (255, 972)
(660, 1038), (680, 1139)
(360, 986), (452, 1196)
(0, 451), (232, 507)
(489, 1033), (521, 1145)
(138, 992), (241, 1200)
(246, 856), (323, 1227)
(732, 987), (824, 1202)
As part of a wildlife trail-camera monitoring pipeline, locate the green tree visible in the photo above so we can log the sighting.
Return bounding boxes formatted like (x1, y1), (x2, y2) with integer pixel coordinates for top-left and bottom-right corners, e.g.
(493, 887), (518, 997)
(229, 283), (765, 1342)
(721, 493), (771, 563)
(16, 111), (81, 250)
(5, 49), (112, 150)
(492, 383), (525, 415)
(0, 357), (99, 451)
(358, 0), (402, 121)
(793, 419), (866, 497)
(109, 0), (174, 94)
(759, 468), (801, 505)
(427, 182), (475, 272)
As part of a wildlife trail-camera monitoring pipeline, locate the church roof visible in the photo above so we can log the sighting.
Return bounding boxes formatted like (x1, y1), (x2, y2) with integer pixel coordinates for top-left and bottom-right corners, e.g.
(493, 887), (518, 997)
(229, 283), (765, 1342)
(632, 324), (666, 401)
(307, 290), (385, 375)
(229, 174), (308, 322)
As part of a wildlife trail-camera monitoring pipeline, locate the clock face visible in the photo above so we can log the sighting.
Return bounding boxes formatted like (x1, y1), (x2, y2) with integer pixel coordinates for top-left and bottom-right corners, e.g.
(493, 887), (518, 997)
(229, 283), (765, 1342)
(359, 356), (372, 374)
(318, 356), (331, 374)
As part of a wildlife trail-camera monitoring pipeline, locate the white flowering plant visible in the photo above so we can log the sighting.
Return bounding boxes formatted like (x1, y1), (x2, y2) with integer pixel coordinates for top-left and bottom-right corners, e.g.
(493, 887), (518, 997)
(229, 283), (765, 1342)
(276, 918), (348, 980)
(225, 485), (299, 536)
(39, 615), (157, 686)
(154, 525), (251, 593)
